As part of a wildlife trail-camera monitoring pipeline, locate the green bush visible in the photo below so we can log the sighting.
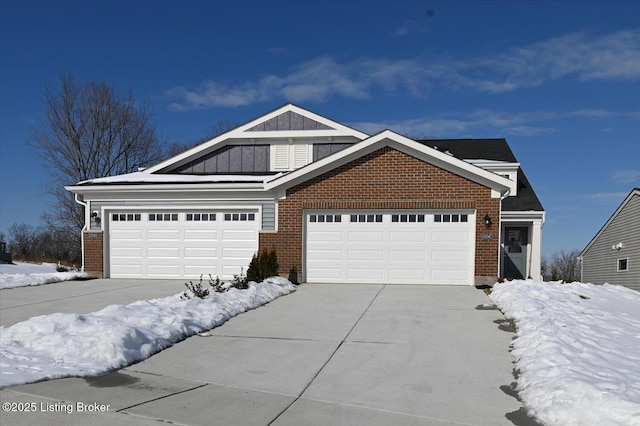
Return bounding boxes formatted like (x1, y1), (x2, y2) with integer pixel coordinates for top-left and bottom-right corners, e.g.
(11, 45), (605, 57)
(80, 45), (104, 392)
(246, 248), (279, 283)
(181, 276), (210, 299)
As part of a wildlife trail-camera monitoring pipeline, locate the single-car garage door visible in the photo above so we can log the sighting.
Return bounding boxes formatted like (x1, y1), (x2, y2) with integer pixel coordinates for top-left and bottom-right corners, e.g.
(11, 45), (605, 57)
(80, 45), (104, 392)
(109, 210), (258, 279)
(306, 211), (475, 285)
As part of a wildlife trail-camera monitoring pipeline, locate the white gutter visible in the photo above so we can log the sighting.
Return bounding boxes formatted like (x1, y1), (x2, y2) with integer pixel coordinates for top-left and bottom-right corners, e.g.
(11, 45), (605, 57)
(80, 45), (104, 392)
(73, 193), (88, 272)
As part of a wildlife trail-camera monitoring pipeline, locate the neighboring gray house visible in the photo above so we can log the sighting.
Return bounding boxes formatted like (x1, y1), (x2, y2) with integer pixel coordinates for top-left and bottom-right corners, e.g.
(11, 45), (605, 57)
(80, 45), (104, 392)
(580, 188), (640, 291)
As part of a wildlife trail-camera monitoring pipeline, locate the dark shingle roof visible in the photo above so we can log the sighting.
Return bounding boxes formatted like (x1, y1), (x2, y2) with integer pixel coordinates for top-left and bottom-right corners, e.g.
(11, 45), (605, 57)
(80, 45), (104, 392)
(418, 138), (544, 212)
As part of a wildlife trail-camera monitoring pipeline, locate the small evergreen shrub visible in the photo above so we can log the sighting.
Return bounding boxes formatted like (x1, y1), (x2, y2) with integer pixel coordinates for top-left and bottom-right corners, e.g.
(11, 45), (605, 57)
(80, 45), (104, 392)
(246, 248), (279, 283)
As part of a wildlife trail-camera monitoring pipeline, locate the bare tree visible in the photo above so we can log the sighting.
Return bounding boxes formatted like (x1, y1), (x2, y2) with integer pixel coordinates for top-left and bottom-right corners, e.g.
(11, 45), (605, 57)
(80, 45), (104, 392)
(163, 120), (238, 161)
(31, 75), (165, 234)
(548, 249), (581, 283)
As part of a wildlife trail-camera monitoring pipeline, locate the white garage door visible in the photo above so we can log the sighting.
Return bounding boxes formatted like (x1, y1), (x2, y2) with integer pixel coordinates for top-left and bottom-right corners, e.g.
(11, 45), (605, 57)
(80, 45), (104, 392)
(306, 211), (475, 285)
(109, 210), (258, 279)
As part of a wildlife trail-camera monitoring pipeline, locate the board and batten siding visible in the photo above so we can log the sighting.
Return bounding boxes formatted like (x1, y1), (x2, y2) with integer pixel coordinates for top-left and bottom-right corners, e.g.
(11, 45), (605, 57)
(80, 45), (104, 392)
(89, 199), (276, 231)
(581, 192), (639, 291)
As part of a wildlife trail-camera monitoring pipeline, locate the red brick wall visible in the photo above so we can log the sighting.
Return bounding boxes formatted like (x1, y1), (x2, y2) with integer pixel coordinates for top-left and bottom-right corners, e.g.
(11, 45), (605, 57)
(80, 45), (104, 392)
(259, 147), (500, 283)
(83, 231), (104, 278)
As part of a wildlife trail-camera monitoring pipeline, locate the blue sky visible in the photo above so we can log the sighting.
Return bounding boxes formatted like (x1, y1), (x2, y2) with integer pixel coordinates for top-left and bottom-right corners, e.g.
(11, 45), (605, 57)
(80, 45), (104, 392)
(1, 0), (638, 257)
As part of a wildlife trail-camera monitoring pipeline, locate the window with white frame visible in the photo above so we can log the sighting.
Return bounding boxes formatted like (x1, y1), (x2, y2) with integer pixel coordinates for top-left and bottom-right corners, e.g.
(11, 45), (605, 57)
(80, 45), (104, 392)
(224, 213), (256, 221)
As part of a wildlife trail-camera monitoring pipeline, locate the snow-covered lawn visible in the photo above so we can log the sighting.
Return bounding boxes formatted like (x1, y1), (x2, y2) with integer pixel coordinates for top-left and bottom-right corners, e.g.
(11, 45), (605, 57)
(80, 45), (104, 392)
(0, 262), (90, 289)
(490, 280), (640, 426)
(0, 277), (295, 389)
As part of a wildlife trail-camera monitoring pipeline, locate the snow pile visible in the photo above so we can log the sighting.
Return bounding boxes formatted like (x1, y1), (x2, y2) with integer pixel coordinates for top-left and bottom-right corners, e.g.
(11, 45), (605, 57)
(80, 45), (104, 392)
(490, 280), (640, 426)
(0, 262), (90, 289)
(0, 277), (295, 388)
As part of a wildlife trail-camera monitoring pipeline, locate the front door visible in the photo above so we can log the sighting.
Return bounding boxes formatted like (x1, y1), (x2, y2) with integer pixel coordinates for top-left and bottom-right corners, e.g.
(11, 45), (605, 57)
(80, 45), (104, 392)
(503, 227), (528, 279)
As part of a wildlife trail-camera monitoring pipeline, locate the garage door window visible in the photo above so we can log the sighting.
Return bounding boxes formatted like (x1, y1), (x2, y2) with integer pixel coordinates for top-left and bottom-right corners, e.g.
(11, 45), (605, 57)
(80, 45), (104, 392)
(434, 214), (468, 223)
(186, 213), (217, 221)
(148, 213), (178, 222)
(309, 214), (342, 223)
(350, 214), (383, 223)
(391, 214), (425, 223)
(224, 213), (256, 221)
(112, 213), (141, 221)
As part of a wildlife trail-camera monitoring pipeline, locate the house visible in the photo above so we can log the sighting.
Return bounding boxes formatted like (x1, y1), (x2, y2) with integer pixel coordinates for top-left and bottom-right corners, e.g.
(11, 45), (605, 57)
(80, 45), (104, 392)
(65, 104), (545, 285)
(579, 188), (640, 291)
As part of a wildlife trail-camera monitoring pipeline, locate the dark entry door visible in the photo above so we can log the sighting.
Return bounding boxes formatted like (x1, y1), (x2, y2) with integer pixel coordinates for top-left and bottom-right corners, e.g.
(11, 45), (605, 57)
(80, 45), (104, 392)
(503, 227), (528, 279)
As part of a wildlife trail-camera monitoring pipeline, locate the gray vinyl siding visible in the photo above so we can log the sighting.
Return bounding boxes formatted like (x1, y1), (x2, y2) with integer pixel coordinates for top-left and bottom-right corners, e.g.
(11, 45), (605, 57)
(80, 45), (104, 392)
(90, 199), (276, 231)
(170, 144), (269, 174)
(581, 194), (640, 291)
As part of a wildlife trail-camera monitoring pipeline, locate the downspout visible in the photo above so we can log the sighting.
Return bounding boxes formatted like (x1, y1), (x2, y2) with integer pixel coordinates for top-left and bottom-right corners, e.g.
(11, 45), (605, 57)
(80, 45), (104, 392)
(497, 189), (511, 279)
(74, 193), (88, 271)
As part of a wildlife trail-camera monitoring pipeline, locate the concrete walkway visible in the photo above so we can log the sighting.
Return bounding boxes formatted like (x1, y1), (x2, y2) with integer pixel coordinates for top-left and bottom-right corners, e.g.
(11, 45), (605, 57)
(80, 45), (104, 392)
(1, 280), (539, 425)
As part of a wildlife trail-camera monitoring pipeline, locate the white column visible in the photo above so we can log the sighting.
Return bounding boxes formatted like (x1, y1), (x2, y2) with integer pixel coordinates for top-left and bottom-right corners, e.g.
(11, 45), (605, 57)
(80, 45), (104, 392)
(529, 219), (543, 280)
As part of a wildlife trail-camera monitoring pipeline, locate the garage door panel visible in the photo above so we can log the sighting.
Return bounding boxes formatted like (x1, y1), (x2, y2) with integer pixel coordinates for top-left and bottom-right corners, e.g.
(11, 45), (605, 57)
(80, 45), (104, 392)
(222, 230), (256, 241)
(147, 265), (180, 277)
(184, 266), (217, 278)
(222, 248), (256, 259)
(431, 251), (470, 261)
(184, 247), (217, 258)
(306, 267), (342, 279)
(347, 268), (384, 280)
(111, 230), (142, 241)
(111, 247), (142, 257)
(389, 268), (426, 280)
(347, 250), (384, 261)
(111, 264), (143, 275)
(389, 231), (426, 243)
(147, 230), (180, 240)
(431, 231), (470, 243)
(389, 250), (426, 261)
(347, 231), (384, 243)
(147, 247), (179, 258)
(308, 231), (342, 242)
(306, 211), (474, 285)
(307, 249), (343, 261)
(184, 230), (217, 240)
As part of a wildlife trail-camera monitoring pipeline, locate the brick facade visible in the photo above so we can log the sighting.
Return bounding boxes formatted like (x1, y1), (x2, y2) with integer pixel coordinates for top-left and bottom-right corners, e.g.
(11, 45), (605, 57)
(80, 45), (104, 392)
(83, 230), (104, 278)
(259, 147), (500, 284)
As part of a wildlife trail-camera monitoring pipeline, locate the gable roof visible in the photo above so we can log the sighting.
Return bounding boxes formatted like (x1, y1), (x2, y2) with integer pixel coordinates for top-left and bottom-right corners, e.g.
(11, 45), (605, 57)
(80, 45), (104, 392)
(145, 103), (369, 174)
(265, 130), (513, 194)
(580, 188), (640, 257)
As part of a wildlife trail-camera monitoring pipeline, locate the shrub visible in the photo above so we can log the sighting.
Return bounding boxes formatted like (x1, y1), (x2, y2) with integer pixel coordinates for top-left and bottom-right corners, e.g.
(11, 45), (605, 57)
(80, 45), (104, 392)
(181, 276), (211, 299)
(229, 268), (249, 290)
(246, 248), (279, 283)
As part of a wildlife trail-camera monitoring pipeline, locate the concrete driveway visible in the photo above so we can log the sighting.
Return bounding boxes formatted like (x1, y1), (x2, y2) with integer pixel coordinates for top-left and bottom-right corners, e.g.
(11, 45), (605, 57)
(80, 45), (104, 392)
(1, 279), (539, 425)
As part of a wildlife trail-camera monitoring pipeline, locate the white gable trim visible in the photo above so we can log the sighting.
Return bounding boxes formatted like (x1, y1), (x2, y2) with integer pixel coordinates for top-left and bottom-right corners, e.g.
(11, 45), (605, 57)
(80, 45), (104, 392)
(265, 130), (512, 196)
(580, 188), (640, 257)
(145, 104), (369, 174)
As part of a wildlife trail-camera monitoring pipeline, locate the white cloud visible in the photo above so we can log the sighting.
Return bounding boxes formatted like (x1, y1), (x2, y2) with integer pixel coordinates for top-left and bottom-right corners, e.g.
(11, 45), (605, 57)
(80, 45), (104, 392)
(164, 29), (640, 110)
(611, 169), (640, 184)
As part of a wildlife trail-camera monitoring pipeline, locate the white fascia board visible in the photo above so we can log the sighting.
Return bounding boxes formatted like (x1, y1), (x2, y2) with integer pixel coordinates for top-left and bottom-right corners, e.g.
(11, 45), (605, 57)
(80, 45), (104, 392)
(65, 182), (267, 197)
(145, 104), (369, 174)
(265, 130), (512, 194)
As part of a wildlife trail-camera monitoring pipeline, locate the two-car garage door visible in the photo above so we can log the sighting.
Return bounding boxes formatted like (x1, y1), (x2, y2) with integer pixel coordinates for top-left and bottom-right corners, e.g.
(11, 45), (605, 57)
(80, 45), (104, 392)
(306, 211), (475, 285)
(108, 210), (258, 279)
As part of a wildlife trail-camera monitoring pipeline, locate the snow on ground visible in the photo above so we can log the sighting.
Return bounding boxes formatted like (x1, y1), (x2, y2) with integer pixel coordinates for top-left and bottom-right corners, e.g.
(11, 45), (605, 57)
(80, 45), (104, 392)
(0, 262), (90, 289)
(0, 277), (295, 388)
(490, 280), (640, 426)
